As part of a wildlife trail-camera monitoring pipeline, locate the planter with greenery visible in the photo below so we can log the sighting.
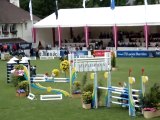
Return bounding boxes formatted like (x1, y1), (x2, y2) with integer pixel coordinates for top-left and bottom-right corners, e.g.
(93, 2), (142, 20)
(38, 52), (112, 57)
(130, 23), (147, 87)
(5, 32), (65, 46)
(16, 81), (29, 97)
(11, 64), (29, 97)
(81, 82), (93, 109)
(82, 91), (92, 109)
(72, 81), (81, 98)
(141, 83), (160, 119)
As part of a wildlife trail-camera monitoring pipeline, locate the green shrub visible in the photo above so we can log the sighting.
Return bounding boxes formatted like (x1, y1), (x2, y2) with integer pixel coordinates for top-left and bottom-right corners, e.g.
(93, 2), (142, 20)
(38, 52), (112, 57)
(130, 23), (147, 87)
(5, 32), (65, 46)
(17, 81), (29, 91)
(83, 83), (93, 93)
(11, 74), (26, 87)
(81, 73), (87, 88)
(111, 52), (116, 68)
(141, 83), (160, 109)
(82, 91), (92, 104)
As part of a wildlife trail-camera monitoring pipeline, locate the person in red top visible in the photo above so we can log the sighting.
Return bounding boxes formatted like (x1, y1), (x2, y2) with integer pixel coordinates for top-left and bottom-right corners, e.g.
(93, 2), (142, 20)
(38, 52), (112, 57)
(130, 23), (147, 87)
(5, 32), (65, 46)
(12, 44), (17, 51)
(3, 44), (8, 52)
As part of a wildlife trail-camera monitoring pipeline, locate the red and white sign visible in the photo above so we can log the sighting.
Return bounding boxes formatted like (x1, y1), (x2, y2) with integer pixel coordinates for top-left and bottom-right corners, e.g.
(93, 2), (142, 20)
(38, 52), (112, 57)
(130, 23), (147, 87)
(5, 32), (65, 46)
(93, 50), (110, 57)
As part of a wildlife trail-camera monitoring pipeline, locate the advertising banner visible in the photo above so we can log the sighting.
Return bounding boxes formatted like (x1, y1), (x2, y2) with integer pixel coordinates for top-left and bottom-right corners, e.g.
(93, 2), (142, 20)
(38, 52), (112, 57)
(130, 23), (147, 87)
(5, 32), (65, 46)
(39, 50), (60, 57)
(93, 50), (110, 57)
(117, 50), (160, 58)
(60, 50), (88, 57)
(19, 43), (32, 49)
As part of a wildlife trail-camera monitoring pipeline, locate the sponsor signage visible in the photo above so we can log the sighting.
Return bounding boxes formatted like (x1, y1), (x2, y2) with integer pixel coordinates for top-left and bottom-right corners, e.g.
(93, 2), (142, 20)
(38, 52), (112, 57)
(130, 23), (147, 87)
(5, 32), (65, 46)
(60, 50), (88, 57)
(93, 50), (110, 57)
(117, 50), (160, 58)
(19, 43), (32, 49)
(39, 50), (60, 57)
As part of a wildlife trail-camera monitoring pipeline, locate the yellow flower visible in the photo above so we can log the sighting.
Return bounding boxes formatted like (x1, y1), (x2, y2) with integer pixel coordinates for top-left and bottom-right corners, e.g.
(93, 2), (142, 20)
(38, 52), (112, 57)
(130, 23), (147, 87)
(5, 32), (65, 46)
(90, 73), (94, 80)
(52, 69), (60, 77)
(104, 72), (108, 79)
(47, 87), (52, 92)
(60, 60), (69, 72)
(142, 76), (148, 83)
(129, 77), (135, 84)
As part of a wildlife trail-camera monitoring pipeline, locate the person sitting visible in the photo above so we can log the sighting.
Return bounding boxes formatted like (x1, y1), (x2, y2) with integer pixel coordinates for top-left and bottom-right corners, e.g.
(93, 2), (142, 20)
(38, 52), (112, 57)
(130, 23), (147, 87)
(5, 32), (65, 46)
(119, 91), (128, 108)
(119, 91), (139, 109)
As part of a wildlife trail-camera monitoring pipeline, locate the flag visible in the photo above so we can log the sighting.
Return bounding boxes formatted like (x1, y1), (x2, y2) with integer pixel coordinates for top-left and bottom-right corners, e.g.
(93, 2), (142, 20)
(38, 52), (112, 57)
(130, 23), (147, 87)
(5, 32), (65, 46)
(126, 0), (134, 6)
(55, 0), (58, 19)
(29, 0), (33, 21)
(83, 0), (86, 8)
(83, 0), (89, 8)
(110, 0), (115, 10)
(144, 0), (148, 6)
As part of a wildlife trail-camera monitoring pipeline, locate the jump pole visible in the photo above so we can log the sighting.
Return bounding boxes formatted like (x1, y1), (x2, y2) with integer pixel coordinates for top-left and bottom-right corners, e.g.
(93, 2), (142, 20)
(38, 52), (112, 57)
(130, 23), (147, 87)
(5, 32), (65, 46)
(141, 68), (148, 97)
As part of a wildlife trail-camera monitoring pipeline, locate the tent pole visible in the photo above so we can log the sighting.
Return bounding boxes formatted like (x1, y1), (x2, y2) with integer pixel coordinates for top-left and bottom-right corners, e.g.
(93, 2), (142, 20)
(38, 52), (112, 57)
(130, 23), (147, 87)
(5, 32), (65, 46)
(144, 24), (148, 50)
(52, 28), (55, 47)
(58, 25), (61, 48)
(144, 1), (148, 50)
(113, 25), (117, 50)
(32, 28), (36, 43)
(84, 25), (89, 48)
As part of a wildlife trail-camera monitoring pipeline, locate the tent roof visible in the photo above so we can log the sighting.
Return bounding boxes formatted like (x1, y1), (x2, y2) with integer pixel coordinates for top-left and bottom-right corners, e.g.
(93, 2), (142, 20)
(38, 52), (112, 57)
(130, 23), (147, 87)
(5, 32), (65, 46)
(34, 4), (160, 28)
(0, 0), (40, 24)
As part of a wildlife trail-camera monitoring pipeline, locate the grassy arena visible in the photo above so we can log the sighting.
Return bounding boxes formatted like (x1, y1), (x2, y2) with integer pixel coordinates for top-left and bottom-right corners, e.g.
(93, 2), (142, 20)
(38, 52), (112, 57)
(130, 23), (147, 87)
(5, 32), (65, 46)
(0, 58), (160, 120)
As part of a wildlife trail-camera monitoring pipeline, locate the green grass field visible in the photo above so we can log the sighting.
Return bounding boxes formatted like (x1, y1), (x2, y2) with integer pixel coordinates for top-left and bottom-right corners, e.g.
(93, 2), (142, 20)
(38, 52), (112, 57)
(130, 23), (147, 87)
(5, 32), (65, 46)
(0, 58), (160, 120)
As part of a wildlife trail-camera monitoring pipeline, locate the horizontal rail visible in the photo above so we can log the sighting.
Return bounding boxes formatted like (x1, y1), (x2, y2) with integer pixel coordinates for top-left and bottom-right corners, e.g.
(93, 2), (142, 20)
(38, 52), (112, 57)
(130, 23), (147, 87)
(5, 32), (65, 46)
(40, 94), (62, 101)
(111, 96), (129, 100)
(111, 86), (141, 92)
(75, 57), (110, 60)
(98, 86), (108, 90)
(111, 101), (129, 106)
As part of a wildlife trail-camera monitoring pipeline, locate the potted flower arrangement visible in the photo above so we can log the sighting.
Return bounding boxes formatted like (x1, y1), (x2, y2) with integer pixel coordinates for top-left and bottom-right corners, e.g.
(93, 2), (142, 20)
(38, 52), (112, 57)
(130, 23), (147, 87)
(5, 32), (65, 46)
(11, 64), (29, 97)
(2, 31), (9, 36)
(81, 82), (93, 109)
(11, 64), (25, 86)
(72, 81), (81, 98)
(82, 91), (92, 109)
(16, 81), (29, 97)
(141, 83), (160, 119)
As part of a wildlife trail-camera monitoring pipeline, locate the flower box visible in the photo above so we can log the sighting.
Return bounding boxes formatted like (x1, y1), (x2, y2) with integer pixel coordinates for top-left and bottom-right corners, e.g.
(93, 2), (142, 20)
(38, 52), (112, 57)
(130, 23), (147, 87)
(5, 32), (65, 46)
(82, 103), (91, 109)
(10, 30), (17, 35)
(2, 31), (9, 35)
(16, 92), (27, 97)
(143, 110), (160, 119)
(16, 89), (27, 97)
(81, 91), (92, 109)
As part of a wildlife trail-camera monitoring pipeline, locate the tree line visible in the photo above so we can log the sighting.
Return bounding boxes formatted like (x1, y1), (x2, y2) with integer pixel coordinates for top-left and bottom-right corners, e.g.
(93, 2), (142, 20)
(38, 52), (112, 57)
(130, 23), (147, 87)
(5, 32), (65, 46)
(20, 0), (160, 19)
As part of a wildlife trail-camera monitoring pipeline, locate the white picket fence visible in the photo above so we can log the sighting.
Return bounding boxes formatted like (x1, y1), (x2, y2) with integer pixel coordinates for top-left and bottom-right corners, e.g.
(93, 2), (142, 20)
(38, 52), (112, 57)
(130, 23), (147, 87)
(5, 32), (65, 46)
(68, 52), (111, 72)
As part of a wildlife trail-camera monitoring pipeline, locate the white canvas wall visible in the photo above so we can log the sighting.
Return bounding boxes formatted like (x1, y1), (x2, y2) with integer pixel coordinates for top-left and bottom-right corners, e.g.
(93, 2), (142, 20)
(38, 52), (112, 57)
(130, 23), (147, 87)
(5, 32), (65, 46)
(36, 28), (53, 48)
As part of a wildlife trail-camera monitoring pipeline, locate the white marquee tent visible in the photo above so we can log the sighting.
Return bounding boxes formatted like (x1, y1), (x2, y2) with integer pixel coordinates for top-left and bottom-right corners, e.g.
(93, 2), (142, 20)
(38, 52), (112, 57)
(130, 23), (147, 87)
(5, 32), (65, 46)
(33, 4), (160, 49)
(34, 4), (160, 28)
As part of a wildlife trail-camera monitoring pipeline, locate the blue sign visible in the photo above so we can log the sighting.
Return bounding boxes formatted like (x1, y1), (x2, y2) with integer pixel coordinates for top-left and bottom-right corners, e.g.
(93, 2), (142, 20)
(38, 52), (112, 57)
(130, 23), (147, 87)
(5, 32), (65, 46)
(154, 51), (160, 57)
(116, 51), (160, 58)
(60, 50), (88, 57)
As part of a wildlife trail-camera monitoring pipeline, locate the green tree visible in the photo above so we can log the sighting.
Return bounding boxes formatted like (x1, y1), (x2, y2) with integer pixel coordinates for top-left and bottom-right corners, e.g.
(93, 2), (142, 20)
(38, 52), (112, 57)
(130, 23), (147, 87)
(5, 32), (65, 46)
(20, 0), (56, 18)
(20, 0), (159, 19)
